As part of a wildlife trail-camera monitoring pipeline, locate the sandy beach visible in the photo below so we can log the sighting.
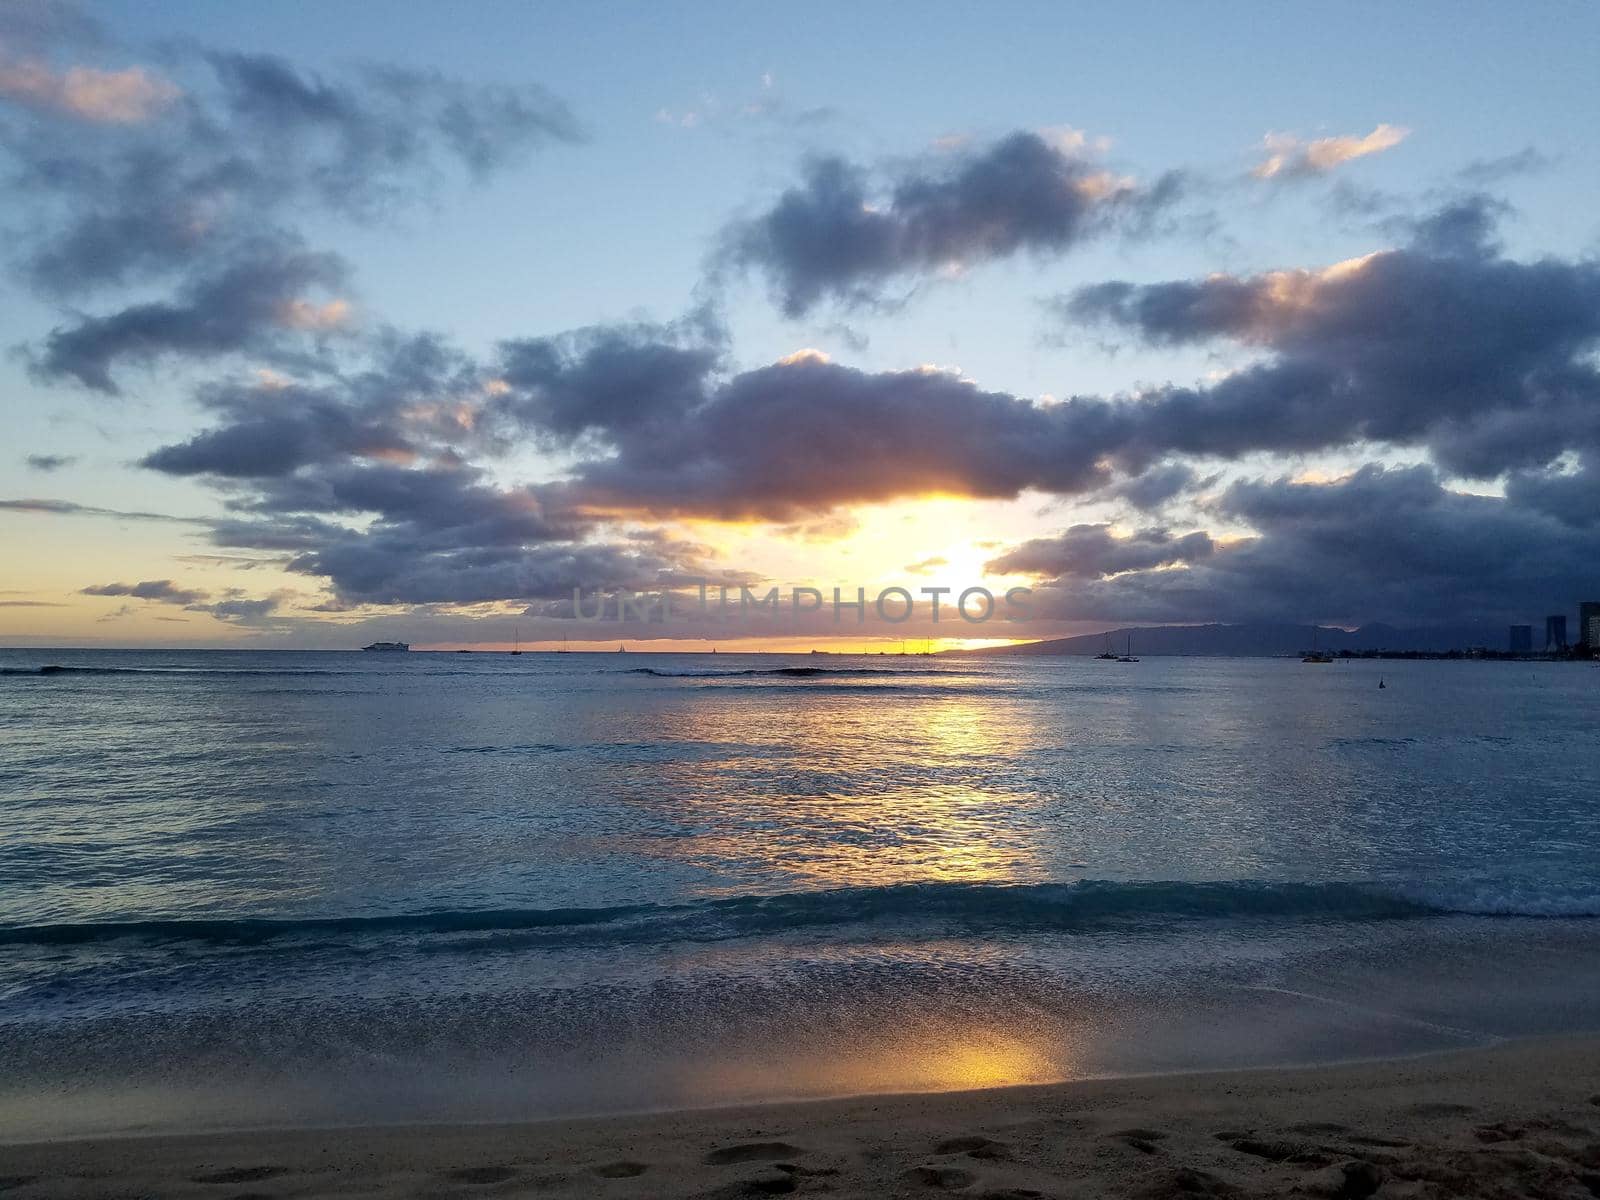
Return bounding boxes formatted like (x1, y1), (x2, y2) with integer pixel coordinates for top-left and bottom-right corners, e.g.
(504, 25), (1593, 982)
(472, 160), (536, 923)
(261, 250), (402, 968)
(6, 1037), (1599, 1199)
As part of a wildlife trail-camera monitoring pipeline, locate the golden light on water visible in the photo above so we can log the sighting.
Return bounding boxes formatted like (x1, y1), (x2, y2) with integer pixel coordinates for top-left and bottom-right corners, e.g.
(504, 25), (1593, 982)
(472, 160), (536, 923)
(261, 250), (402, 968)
(614, 688), (1049, 891)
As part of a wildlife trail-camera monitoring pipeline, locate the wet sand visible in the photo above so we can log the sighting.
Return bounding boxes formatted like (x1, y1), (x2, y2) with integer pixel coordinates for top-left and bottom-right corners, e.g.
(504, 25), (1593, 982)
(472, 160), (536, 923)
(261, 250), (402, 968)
(5, 1036), (1600, 1199)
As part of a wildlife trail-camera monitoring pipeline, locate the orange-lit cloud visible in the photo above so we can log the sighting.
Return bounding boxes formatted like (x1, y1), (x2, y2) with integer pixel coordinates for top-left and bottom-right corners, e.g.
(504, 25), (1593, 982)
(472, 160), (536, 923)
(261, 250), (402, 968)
(0, 57), (178, 123)
(1252, 123), (1409, 179)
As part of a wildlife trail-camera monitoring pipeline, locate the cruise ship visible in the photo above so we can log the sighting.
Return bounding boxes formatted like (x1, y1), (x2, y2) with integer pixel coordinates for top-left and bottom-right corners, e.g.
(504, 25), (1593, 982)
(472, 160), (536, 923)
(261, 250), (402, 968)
(361, 641), (410, 652)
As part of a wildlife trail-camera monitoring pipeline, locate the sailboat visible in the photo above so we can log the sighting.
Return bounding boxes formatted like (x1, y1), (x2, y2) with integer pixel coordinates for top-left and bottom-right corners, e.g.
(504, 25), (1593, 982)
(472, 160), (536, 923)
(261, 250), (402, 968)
(617, 643), (627, 653)
(510, 624), (521, 656)
(555, 633), (570, 654)
(1096, 633), (1117, 660)
(1117, 633), (1140, 662)
(1302, 625), (1332, 663)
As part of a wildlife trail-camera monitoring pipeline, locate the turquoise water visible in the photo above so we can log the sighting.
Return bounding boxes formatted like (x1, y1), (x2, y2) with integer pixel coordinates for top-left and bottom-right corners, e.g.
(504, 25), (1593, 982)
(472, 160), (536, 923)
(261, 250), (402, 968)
(1, 650), (1598, 1136)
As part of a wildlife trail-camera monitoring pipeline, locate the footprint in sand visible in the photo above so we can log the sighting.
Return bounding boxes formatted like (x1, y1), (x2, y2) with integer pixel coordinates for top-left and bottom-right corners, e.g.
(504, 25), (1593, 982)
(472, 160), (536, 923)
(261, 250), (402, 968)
(703, 1142), (803, 1166)
(1109, 1128), (1168, 1154)
(591, 1161), (649, 1179)
(446, 1165), (519, 1185)
(902, 1164), (977, 1189)
(1224, 1137), (1332, 1166)
(1134, 1166), (1239, 1198)
(742, 1172), (799, 1196)
(191, 1167), (289, 1185)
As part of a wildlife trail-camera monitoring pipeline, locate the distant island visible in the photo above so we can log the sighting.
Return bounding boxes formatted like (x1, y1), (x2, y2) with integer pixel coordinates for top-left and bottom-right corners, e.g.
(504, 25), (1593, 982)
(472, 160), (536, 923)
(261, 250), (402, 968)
(965, 622), (1594, 659)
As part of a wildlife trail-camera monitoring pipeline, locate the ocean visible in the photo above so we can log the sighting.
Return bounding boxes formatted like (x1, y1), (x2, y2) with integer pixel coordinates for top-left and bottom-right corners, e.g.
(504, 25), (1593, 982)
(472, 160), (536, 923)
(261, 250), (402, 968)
(1, 649), (1598, 1138)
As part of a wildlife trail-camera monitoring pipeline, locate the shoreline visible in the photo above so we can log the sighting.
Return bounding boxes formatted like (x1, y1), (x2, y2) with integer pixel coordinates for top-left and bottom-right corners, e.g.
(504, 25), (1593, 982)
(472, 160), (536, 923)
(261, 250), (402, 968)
(7, 1035), (1600, 1198)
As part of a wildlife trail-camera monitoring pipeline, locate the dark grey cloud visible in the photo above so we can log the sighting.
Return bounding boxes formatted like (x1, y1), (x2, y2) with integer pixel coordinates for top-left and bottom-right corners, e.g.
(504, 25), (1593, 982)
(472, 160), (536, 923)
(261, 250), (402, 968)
(1000, 465), (1600, 628)
(32, 242), (350, 392)
(722, 131), (1178, 315)
(989, 524), (1215, 579)
(81, 578), (208, 605)
(78, 574), (293, 624)
(1056, 199), (1600, 479)
(1455, 147), (1555, 185)
(201, 590), (286, 623)
(2, 25), (580, 391)
(1504, 457), (1600, 529)
(495, 312), (725, 443)
(553, 352), (1121, 520)
(1104, 462), (1210, 510)
(137, 350), (715, 603)
(24, 453), (76, 470)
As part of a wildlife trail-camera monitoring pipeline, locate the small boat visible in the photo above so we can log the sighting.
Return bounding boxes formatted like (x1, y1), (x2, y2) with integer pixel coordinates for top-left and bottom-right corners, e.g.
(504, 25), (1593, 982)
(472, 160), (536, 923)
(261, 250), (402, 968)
(362, 641), (409, 652)
(1117, 633), (1140, 663)
(510, 624), (521, 656)
(1379, 677), (1387, 689)
(1302, 626), (1333, 663)
(617, 644), (627, 653)
(1096, 633), (1117, 660)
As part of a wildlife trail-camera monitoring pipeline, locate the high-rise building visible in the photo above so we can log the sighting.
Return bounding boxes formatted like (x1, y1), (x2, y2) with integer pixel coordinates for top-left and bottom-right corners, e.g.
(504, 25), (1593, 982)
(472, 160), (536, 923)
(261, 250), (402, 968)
(1509, 624), (1533, 654)
(1581, 601), (1600, 649)
(1546, 614), (1568, 652)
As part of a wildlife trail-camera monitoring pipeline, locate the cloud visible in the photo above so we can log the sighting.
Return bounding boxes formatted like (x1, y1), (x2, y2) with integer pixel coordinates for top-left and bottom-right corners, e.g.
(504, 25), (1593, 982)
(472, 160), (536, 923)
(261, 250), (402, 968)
(0, 497), (205, 522)
(149, 192), (1599, 549)
(0, 58), (177, 122)
(88, 175), (1596, 626)
(23, 453), (76, 470)
(136, 331), (469, 477)
(1252, 123), (1409, 180)
(997, 464), (1600, 627)
(988, 524), (1215, 579)
(1, 29), (580, 391)
(201, 589), (290, 623)
(1455, 146), (1554, 185)
(721, 130), (1179, 315)
(134, 338), (717, 604)
(547, 352), (1121, 520)
(1104, 462), (1211, 510)
(1055, 199), (1600, 480)
(81, 578), (209, 605)
(78, 575), (295, 623)
(31, 241), (352, 391)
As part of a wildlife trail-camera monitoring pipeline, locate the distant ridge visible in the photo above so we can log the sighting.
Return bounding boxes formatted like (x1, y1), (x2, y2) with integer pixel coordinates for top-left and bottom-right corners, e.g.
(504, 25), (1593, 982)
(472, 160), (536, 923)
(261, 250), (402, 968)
(966, 622), (1510, 657)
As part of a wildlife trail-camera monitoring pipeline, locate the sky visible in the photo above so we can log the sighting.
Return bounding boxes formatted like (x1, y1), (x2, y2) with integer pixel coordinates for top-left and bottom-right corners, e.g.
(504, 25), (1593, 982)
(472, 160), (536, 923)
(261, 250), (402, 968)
(1, 0), (1597, 649)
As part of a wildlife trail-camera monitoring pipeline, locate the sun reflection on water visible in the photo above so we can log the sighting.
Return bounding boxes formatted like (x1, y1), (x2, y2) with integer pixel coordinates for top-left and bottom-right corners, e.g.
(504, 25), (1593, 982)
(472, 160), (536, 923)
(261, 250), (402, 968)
(611, 685), (1056, 893)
